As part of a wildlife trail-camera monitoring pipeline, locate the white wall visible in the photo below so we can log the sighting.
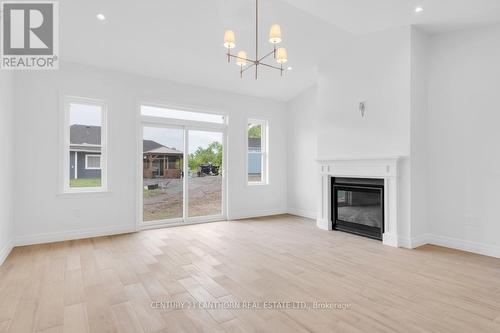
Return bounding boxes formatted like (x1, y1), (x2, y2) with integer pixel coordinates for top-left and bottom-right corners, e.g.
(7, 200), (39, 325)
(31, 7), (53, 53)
(286, 85), (318, 219)
(287, 27), (414, 243)
(286, 23), (500, 257)
(316, 27), (411, 159)
(318, 27), (413, 243)
(13, 62), (287, 245)
(0, 71), (15, 264)
(409, 28), (429, 244)
(425, 24), (500, 257)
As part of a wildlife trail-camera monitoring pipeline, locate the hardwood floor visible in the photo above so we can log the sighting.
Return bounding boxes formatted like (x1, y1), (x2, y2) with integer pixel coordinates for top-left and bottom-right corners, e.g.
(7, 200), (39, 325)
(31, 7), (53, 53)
(1, 215), (500, 332)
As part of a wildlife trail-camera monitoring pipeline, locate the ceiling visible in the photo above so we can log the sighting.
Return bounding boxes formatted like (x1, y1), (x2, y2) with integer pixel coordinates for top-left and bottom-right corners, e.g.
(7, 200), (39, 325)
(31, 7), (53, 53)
(280, 0), (500, 34)
(60, 0), (500, 102)
(60, 0), (346, 102)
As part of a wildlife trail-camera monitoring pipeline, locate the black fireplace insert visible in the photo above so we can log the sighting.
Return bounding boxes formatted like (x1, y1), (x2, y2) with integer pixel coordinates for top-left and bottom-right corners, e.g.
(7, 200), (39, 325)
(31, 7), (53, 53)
(332, 178), (384, 240)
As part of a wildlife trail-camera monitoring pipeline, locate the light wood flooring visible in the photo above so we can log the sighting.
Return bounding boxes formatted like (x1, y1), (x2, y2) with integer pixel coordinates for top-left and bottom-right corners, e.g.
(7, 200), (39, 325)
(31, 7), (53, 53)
(1, 215), (500, 333)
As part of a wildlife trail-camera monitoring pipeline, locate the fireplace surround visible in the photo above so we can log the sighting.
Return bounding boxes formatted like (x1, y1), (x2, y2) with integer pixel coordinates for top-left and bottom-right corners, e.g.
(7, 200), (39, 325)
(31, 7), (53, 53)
(316, 157), (401, 247)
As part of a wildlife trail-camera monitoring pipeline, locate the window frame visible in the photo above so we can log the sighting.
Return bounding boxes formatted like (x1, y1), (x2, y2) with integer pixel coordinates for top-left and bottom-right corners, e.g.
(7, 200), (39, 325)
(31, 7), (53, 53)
(141, 105), (226, 124)
(137, 102), (229, 229)
(85, 154), (102, 170)
(62, 96), (108, 193)
(246, 119), (269, 186)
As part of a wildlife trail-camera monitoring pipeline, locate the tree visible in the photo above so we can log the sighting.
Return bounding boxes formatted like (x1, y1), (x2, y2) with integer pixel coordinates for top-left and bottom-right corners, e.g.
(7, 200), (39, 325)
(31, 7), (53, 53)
(188, 141), (223, 171)
(248, 124), (261, 138)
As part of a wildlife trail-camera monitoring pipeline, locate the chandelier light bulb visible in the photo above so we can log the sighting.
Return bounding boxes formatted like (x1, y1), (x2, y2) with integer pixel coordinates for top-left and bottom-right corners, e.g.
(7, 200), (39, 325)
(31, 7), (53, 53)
(236, 51), (247, 66)
(223, 30), (236, 49)
(276, 47), (288, 64)
(269, 24), (282, 44)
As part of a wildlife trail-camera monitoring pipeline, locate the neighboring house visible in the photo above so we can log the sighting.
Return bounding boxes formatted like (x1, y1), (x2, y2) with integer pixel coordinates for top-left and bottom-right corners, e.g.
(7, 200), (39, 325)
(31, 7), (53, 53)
(70, 125), (102, 180)
(70, 125), (183, 180)
(248, 137), (262, 174)
(143, 140), (183, 179)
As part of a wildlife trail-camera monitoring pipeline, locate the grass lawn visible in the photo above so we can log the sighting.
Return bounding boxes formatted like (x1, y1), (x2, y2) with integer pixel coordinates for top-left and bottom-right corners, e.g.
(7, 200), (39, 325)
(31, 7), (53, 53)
(70, 178), (101, 188)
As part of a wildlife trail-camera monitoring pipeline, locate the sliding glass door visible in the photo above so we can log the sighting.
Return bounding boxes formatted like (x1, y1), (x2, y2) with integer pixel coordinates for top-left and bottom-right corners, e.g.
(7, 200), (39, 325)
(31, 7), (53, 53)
(141, 124), (225, 226)
(188, 130), (223, 218)
(142, 126), (184, 222)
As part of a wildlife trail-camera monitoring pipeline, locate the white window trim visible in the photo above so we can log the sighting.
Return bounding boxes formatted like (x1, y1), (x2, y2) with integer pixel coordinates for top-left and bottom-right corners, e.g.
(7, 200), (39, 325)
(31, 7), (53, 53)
(141, 104), (227, 125)
(85, 154), (102, 170)
(246, 119), (269, 186)
(62, 96), (108, 193)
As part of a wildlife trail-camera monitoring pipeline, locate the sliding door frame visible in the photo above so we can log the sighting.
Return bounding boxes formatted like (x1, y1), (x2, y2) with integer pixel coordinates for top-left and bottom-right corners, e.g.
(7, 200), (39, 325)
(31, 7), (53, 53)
(137, 108), (228, 231)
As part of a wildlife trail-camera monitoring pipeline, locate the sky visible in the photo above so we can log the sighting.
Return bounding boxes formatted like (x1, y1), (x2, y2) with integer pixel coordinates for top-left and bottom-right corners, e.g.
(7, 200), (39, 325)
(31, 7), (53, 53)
(70, 103), (101, 126)
(70, 103), (223, 152)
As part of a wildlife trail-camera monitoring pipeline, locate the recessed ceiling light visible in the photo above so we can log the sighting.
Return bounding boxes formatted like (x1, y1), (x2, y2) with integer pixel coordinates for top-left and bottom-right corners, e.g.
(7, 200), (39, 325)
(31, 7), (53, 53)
(414, 6), (424, 13)
(96, 13), (106, 21)
(287, 66), (293, 71)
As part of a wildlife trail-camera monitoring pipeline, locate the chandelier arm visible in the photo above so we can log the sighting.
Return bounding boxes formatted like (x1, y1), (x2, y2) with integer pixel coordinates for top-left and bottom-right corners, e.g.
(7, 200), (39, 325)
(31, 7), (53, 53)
(259, 62), (284, 71)
(228, 54), (257, 63)
(258, 49), (276, 63)
(241, 63), (257, 73)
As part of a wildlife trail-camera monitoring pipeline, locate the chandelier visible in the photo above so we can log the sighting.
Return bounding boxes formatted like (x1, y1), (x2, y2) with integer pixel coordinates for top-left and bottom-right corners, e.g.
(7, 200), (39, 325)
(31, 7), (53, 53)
(223, 0), (288, 79)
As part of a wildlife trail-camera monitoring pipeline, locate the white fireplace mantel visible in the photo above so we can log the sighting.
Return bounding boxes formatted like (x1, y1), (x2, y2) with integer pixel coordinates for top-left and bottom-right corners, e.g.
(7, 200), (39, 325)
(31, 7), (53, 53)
(316, 157), (402, 247)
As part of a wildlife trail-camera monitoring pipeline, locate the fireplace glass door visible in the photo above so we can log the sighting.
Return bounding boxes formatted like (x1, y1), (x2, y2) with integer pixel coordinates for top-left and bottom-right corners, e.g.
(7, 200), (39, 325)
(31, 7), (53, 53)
(333, 178), (384, 240)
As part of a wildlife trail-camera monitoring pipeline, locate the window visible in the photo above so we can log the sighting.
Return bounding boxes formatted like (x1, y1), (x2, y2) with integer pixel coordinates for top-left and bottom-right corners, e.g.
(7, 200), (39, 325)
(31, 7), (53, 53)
(247, 119), (268, 185)
(85, 155), (101, 170)
(63, 97), (107, 192)
(141, 105), (226, 124)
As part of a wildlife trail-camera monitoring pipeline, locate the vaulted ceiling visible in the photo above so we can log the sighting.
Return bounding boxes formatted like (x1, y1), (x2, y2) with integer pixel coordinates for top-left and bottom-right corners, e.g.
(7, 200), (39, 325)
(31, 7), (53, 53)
(281, 0), (500, 34)
(60, 0), (500, 101)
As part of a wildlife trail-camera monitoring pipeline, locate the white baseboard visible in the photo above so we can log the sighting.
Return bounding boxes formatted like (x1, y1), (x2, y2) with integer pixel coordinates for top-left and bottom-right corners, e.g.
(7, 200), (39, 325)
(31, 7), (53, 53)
(228, 208), (287, 221)
(397, 233), (431, 249)
(427, 234), (500, 259)
(15, 224), (137, 247)
(14, 210), (285, 247)
(12, 219), (500, 259)
(287, 208), (317, 220)
(408, 233), (432, 249)
(404, 233), (500, 259)
(0, 239), (13, 266)
(316, 218), (331, 231)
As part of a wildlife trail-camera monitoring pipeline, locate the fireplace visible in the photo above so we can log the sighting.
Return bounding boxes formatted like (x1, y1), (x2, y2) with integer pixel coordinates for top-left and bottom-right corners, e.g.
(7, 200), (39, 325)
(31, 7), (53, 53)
(332, 178), (384, 240)
(317, 158), (400, 247)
